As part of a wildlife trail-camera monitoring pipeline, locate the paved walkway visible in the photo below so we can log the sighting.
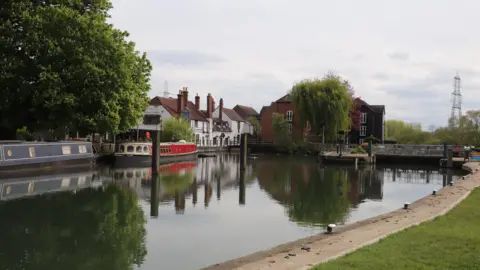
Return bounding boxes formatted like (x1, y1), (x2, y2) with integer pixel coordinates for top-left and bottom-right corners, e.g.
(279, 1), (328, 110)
(202, 162), (480, 270)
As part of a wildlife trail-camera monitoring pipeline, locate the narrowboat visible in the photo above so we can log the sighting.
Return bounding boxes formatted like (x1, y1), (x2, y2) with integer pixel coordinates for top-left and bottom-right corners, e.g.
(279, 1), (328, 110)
(114, 140), (197, 167)
(0, 141), (95, 177)
(0, 170), (98, 201)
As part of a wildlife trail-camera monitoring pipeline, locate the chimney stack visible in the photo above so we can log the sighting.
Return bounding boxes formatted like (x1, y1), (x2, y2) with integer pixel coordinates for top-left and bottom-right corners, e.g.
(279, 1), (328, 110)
(182, 87), (189, 110)
(195, 93), (200, 111)
(219, 98), (224, 121)
(206, 93), (212, 118)
(177, 91), (183, 113)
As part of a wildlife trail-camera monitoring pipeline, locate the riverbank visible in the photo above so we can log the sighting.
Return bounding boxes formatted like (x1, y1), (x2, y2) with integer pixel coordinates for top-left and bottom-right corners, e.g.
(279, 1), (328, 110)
(201, 162), (480, 270)
(312, 183), (480, 269)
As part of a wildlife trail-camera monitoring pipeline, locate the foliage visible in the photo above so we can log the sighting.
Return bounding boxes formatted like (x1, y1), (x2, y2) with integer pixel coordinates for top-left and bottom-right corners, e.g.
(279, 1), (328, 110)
(351, 146), (367, 154)
(290, 73), (355, 141)
(161, 118), (194, 142)
(255, 157), (351, 226)
(0, 184), (147, 270)
(312, 188), (480, 270)
(248, 116), (262, 137)
(0, 0), (152, 139)
(272, 112), (294, 152)
(386, 110), (480, 145)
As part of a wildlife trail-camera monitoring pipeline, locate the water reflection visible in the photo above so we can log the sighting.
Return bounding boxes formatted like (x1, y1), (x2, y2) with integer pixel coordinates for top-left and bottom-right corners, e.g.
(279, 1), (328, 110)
(0, 154), (466, 270)
(0, 181), (147, 270)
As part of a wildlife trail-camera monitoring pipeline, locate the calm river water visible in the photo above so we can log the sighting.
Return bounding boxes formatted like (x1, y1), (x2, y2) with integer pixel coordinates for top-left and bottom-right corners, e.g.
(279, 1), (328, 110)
(0, 154), (465, 270)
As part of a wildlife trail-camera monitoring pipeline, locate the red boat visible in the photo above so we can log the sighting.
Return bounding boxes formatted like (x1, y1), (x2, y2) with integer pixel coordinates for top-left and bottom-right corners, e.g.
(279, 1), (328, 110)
(114, 140), (197, 167)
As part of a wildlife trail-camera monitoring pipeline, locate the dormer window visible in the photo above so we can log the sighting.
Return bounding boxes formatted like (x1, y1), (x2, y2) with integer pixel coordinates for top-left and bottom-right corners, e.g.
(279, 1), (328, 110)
(286, 110), (293, 122)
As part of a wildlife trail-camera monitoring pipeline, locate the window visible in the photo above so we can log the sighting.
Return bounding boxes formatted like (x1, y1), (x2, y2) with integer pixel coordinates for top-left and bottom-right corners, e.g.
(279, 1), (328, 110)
(79, 145), (87, 154)
(286, 110), (293, 121)
(62, 146), (71, 155)
(196, 134), (200, 144)
(361, 113), (367, 124)
(195, 120), (199, 128)
(359, 139), (364, 144)
(360, 125), (367, 136)
(288, 123), (293, 134)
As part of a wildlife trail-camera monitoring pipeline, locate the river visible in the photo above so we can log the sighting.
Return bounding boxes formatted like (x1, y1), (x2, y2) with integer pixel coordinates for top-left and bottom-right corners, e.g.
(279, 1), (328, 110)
(0, 153), (465, 270)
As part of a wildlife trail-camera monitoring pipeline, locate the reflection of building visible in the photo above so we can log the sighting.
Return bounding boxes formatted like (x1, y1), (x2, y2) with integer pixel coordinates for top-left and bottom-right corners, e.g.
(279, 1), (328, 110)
(102, 154), (255, 211)
(381, 167), (444, 185)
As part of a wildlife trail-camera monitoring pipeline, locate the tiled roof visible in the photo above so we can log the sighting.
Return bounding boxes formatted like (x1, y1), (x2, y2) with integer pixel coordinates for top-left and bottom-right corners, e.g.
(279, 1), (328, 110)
(275, 94), (292, 103)
(149, 96), (208, 121)
(354, 98), (385, 114)
(233, 105), (259, 120)
(223, 108), (245, 122)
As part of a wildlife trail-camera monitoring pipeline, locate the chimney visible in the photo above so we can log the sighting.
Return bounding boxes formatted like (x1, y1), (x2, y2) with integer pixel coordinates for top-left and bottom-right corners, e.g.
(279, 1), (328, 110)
(219, 98), (224, 121)
(195, 93), (200, 110)
(182, 87), (189, 110)
(206, 93), (212, 118)
(177, 91), (183, 113)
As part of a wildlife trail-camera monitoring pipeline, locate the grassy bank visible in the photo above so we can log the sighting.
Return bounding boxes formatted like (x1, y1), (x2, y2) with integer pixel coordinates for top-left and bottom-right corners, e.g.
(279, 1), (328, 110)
(312, 188), (480, 270)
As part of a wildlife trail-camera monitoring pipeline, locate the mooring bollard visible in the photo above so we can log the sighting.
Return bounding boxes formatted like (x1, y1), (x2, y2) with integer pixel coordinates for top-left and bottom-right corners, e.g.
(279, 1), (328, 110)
(432, 189), (437, 196)
(404, 202), (410, 209)
(327, 224), (336, 233)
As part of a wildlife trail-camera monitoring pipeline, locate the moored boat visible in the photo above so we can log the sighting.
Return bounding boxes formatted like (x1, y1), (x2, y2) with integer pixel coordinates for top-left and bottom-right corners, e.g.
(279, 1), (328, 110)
(114, 140), (197, 167)
(0, 141), (95, 177)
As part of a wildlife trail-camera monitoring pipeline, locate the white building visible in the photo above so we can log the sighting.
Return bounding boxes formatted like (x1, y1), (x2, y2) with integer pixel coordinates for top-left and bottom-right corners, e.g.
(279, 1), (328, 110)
(212, 98), (254, 146)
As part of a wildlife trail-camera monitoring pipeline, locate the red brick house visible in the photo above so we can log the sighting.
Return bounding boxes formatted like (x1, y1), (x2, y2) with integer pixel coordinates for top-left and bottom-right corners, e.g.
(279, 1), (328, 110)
(259, 94), (308, 142)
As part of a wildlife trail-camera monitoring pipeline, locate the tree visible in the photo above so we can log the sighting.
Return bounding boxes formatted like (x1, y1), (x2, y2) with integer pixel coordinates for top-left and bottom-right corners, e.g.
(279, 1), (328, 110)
(0, 0), (152, 139)
(248, 116), (261, 137)
(272, 112), (293, 151)
(290, 73), (354, 142)
(161, 118), (194, 142)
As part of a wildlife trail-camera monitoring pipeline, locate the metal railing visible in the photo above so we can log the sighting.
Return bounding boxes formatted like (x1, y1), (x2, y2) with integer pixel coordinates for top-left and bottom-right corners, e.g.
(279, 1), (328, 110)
(373, 144), (466, 157)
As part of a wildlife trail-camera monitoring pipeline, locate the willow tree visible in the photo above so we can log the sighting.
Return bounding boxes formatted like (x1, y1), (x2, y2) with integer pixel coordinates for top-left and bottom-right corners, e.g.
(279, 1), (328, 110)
(291, 73), (354, 142)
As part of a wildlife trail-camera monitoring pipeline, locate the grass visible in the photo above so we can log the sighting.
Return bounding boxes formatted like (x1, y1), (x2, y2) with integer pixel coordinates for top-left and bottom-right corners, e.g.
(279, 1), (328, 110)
(312, 188), (480, 270)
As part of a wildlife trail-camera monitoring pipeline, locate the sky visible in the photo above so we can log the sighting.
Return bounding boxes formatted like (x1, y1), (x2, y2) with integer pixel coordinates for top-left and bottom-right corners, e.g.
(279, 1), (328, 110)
(108, 0), (480, 128)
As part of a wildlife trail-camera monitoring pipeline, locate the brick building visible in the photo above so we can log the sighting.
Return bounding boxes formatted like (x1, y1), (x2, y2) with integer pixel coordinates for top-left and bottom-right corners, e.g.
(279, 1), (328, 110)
(348, 98), (385, 144)
(259, 94), (306, 142)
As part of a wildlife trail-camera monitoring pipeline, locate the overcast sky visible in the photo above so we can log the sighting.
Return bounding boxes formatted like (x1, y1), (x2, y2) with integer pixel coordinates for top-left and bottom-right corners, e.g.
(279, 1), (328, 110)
(109, 0), (480, 128)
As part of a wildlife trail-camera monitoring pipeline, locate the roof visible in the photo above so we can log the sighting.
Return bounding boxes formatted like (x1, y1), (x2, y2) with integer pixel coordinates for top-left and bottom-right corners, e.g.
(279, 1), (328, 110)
(354, 98), (385, 114)
(259, 105), (270, 118)
(149, 96), (208, 121)
(275, 94), (292, 103)
(222, 108), (245, 122)
(233, 105), (259, 120)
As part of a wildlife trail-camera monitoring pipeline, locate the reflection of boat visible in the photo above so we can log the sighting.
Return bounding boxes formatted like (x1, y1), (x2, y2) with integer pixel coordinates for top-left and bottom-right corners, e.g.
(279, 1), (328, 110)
(109, 162), (197, 200)
(0, 141), (95, 176)
(114, 140), (197, 167)
(0, 170), (97, 201)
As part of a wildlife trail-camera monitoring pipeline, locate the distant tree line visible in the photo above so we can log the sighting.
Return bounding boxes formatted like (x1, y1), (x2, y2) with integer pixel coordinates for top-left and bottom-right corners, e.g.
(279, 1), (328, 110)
(0, 0), (152, 140)
(386, 110), (480, 146)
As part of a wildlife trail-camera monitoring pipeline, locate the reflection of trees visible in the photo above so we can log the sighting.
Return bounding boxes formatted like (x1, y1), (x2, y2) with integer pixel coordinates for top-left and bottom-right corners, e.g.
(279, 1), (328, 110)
(160, 171), (194, 196)
(0, 184), (147, 270)
(256, 157), (351, 227)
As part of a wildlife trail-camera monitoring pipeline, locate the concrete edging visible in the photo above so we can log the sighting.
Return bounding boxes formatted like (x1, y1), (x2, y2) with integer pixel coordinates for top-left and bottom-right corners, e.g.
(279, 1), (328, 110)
(201, 162), (480, 270)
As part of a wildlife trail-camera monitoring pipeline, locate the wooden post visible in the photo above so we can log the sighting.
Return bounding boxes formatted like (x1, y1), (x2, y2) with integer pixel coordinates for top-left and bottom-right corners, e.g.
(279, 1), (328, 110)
(443, 142), (448, 159)
(192, 177), (198, 206)
(240, 133), (247, 171)
(447, 149), (453, 168)
(152, 130), (160, 171)
(239, 169), (246, 205)
(368, 141), (372, 157)
(150, 173), (159, 217)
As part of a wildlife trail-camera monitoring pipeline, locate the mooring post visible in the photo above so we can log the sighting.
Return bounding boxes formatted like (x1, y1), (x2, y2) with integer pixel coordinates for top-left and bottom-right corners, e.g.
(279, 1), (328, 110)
(443, 142), (448, 159)
(150, 173), (159, 217)
(447, 148), (453, 168)
(240, 133), (247, 171)
(367, 141), (372, 157)
(152, 130), (160, 171)
(239, 169), (246, 205)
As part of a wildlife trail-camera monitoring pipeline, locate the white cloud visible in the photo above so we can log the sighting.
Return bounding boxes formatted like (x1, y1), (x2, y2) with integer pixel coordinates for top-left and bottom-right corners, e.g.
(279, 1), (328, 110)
(109, 0), (480, 127)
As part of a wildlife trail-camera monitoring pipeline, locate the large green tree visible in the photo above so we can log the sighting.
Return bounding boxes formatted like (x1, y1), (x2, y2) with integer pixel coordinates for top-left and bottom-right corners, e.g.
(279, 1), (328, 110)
(0, 0), (152, 139)
(290, 73), (354, 141)
(161, 118), (194, 142)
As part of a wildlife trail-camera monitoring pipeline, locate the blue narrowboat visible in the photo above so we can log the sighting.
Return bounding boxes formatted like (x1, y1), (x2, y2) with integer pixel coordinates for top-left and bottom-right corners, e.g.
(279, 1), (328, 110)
(0, 141), (95, 177)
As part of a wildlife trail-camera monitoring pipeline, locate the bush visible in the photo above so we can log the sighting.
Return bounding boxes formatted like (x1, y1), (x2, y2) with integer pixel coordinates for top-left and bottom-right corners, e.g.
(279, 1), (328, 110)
(351, 146), (367, 154)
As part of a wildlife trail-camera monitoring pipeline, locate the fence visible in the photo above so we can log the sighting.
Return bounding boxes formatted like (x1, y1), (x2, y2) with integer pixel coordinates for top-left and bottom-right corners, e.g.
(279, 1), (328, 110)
(373, 144), (466, 157)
